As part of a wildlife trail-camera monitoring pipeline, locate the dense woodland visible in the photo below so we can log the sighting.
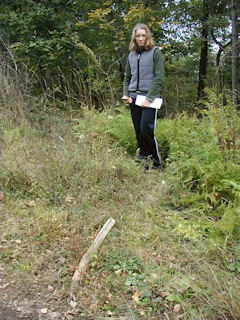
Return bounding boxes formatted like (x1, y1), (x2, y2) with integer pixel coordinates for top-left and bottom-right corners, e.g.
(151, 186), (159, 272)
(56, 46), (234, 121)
(1, 0), (239, 112)
(1, 1), (240, 319)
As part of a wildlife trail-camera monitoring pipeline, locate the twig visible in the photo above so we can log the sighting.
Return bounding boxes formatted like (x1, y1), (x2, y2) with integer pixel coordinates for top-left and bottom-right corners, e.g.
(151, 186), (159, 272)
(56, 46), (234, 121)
(70, 218), (115, 291)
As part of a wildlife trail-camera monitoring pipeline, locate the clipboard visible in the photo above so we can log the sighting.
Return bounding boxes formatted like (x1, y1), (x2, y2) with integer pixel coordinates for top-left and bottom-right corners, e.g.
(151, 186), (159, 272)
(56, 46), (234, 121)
(135, 95), (163, 109)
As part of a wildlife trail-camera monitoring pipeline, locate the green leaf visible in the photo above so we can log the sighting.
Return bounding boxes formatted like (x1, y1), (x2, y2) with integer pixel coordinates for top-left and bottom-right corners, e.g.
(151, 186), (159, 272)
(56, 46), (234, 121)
(227, 263), (236, 272)
(179, 277), (191, 291)
(166, 293), (180, 302)
(141, 290), (152, 298)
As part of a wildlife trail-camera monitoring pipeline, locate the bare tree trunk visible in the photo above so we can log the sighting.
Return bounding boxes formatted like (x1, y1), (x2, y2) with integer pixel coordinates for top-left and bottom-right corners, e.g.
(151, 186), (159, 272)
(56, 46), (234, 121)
(39, 65), (47, 91)
(197, 0), (209, 101)
(231, 0), (238, 105)
(211, 30), (231, 94)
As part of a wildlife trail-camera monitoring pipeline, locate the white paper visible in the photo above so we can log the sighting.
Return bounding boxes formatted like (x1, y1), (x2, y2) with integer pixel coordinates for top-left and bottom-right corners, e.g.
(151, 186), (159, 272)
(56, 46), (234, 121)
(135, 95), (163, 109)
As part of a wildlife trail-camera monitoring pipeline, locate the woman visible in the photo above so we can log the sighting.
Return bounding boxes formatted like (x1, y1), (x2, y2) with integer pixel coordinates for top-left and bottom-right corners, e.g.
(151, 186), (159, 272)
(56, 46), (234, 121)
(122, 23), (164, 171)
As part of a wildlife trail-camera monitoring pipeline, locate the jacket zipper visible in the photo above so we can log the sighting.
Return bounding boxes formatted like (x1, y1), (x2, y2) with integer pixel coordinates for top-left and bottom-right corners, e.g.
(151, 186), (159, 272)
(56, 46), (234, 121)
(137, 53), (141, 91)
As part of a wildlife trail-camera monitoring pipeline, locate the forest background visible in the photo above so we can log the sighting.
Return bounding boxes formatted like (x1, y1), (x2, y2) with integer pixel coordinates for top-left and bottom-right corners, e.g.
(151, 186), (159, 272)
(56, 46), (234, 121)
(1, 0), (239, 111)
(1, 1), (240, 320)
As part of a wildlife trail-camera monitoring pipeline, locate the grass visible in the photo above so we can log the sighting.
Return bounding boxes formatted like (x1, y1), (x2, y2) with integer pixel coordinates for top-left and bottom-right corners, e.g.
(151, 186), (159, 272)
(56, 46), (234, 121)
(1, 100), (240, 319)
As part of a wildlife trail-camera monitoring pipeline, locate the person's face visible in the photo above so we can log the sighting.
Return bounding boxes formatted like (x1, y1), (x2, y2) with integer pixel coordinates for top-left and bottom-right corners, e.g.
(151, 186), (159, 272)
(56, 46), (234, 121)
(135, 28), (147, 48)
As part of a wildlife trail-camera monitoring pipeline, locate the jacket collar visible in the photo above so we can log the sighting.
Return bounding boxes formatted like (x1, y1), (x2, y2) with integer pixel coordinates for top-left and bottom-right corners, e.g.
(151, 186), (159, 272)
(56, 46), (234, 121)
(136, 47), (146, 54)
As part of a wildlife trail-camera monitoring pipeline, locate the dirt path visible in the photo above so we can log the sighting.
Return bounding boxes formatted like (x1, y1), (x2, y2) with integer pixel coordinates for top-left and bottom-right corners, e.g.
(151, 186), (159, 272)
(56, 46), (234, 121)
(0, 306), (34, 320)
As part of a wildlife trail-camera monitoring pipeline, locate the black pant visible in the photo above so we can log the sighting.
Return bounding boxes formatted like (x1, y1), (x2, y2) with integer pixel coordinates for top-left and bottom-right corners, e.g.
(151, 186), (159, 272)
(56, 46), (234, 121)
(130, 100), (161, 168)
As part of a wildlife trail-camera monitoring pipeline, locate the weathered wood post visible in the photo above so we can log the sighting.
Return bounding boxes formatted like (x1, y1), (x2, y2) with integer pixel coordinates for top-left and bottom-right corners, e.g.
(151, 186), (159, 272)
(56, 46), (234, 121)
(70, 218), (115, 291)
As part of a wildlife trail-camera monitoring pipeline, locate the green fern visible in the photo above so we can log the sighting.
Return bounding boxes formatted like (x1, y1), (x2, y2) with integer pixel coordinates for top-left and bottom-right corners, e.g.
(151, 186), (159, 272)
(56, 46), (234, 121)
(216, 207), (240, 238)
(221, 180), (240, 203)
(107, 106), (137, 154)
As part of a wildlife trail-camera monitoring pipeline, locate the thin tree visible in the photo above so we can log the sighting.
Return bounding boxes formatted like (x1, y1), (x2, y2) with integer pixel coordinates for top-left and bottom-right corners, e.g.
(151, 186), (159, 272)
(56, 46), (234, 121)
(197, 0), (209, 101)
(231, 0), (238, 104)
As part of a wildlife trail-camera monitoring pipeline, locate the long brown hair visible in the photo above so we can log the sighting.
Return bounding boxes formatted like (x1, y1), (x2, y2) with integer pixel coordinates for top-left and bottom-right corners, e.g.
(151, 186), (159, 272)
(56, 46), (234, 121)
(129, 23), (156, 51)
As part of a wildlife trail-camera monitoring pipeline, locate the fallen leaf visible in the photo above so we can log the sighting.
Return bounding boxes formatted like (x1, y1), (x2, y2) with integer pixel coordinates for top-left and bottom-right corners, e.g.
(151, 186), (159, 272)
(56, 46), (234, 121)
(48, 285), (54, 292)
(139, 309), (145, 316)
(41, 308), (48, 314)
(52, 289), (61, 298)
(13, 300), (18, 307)
(65, 313), (74, 320)
(69, 300), (77, 309)
(169, 255), (175, 262)
(173, 304), (181, 313)
(92, 132), (98, 138)
(65, 195), (75, 204)
(163, 311), (170, 320)
(114, 269), (122, 276)
(27, 200), (36, 207)
(132, 290), (141, 303)
(16, 307), (23, 312)
(66, 265), (77, 274)
(161, 291), (170, 297)
(155, 254), (163, 264)
(58, 256), (66, 264)
(49, 311), (61, 319)
(0, 283), (10, 289)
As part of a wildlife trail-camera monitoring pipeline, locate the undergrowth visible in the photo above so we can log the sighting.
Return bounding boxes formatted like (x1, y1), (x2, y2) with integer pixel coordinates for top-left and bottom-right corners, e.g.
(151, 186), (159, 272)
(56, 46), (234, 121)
(1, 88), (240, 319)
(72, 92), (240, 241)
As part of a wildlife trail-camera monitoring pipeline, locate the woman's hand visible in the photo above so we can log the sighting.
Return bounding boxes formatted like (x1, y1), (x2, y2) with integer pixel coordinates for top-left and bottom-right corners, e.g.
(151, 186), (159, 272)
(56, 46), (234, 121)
(122, 96), (133, 104)
(141, 99), (150, 108)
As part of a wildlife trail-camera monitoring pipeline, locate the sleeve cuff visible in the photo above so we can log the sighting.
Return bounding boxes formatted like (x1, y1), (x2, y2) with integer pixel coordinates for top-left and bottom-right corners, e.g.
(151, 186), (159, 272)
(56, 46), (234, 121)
(146, 96), (153, 102)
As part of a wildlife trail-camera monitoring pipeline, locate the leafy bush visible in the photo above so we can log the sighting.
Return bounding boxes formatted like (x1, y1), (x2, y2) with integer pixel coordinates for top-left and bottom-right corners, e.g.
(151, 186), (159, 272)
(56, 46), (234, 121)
(164, 91), (240, 238)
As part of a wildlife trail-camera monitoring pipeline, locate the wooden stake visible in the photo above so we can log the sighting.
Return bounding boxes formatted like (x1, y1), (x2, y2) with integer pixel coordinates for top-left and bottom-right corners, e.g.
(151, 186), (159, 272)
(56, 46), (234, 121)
(71, 218), (115, 291)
